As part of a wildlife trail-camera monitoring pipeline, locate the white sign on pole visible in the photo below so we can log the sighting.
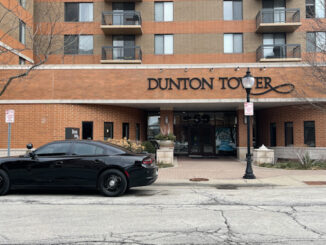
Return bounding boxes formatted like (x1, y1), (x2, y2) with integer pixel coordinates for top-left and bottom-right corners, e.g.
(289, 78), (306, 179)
(244, 102), (254, 116)
(5, 109), (15, 123)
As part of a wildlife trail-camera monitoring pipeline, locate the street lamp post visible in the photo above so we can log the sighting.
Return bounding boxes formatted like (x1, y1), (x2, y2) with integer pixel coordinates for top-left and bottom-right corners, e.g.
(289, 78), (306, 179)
(242, 68), (256, 179)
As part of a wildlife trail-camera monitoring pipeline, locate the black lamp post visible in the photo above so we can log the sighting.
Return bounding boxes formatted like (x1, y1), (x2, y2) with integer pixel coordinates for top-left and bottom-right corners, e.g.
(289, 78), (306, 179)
(242, 68), (256, 179)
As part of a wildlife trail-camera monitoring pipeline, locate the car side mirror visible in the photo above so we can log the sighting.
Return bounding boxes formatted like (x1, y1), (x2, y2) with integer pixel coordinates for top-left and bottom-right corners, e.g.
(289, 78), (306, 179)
(29, 151), (36, 159)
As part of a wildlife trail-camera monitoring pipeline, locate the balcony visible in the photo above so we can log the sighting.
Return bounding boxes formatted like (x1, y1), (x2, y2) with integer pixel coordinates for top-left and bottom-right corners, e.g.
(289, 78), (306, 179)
(101, 46), (142, 64)
(256, 44), (301, 62)
(256, 8), (301, 33)
(101, 11), (142, 35)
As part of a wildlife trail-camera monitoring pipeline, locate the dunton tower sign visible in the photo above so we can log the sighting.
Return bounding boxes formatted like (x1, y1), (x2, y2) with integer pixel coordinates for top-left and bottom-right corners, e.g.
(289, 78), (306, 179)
(147, 77), (294, 95)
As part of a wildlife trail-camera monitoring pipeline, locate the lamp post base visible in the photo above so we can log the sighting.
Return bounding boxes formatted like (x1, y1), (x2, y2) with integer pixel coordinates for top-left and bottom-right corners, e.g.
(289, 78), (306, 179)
(243, 173), (256, 179)
(243, 153), (256, 179)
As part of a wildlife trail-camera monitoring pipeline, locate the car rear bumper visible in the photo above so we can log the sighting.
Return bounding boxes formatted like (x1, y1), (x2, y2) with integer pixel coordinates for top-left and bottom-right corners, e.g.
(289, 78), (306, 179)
(128, 166), (158, 188)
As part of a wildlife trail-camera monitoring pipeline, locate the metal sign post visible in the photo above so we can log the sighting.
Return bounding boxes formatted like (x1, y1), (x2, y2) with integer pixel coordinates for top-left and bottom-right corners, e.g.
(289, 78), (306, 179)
(7, 123), (11, 156)
(5, 110), (15, 157)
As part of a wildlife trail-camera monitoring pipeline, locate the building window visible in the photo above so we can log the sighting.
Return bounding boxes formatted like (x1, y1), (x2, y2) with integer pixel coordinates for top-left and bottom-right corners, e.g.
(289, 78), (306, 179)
(155, 2), (173, 22)
(147, 114), (160, 140)
(307, 32), (326, 52)
(19, 57), (25, 65)
(19, 0), (26, 8)
(223, 0), (242, 20)
(136, 123), (140, 141)
(263, 33), (286, 58)
(64, 35), (93, 54)
(224, 33), (243, 53)
(122, 123), (129, 139)
(19, 20), (26, 45)
(306, 0), (325, 18)
(270, 123), (276, 147)
(64, 3), (93, 22)
(304, 121), (316, 147)
(104, 122), (113, 140)
(155, 34), (173, 54)
(284, 122), (294, 146)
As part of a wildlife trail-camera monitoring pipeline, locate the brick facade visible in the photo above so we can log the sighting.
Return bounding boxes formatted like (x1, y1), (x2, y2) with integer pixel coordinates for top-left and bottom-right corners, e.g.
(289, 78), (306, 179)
(256, 105), (326, 147)
(0, 104), (146, 148)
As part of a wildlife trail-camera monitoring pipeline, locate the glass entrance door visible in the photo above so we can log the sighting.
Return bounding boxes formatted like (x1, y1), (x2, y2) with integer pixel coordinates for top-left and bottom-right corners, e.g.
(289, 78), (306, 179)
(189, 125), (215, 155)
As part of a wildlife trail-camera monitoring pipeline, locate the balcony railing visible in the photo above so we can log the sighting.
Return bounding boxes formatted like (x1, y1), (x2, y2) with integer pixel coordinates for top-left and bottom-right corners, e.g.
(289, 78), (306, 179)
(256, 44), (301, 62)
(101, 46), (142, 64)
(102, 11), (141, 25)
(101, 11), (142, 35)
(256, 8), (301, 33)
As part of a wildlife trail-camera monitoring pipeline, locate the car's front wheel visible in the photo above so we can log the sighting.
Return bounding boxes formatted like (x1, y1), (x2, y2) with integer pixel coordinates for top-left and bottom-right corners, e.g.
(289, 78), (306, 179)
(0, 169), (10, 196)
(98, 169), (127, 197)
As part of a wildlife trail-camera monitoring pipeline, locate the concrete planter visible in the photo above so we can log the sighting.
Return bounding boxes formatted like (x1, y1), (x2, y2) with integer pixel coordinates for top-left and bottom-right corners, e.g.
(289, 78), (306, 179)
(253, 145), (275, 165)
(157, 140), (175, 148)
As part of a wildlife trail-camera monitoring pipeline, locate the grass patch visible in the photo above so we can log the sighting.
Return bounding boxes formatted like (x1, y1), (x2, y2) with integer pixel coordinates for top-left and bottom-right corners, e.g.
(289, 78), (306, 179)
(157, 162), (174, 168)
(260, 159), (326, 170)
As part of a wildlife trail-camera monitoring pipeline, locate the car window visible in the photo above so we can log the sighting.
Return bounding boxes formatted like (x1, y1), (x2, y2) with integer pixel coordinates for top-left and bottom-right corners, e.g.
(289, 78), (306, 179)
(72, 143), (105, 156)
(36, 143), (71, 155)
(105, 145), (126, 155)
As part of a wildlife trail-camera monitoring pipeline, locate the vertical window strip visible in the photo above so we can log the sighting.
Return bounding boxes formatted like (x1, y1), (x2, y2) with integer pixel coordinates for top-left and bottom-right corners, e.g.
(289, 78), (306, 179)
(304, 121), (316, 147)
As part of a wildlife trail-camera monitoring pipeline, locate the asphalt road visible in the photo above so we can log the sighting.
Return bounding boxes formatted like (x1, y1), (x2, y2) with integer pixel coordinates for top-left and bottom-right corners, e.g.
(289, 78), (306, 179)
(0, 184), (326, 245)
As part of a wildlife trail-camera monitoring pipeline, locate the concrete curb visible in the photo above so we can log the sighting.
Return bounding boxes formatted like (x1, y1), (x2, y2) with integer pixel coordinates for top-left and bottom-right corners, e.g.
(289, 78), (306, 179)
(155, 175), (326, 187)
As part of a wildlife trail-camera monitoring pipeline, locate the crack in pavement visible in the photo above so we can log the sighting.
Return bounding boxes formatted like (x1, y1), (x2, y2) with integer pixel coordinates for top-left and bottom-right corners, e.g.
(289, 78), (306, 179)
(254, 205), (325, 238)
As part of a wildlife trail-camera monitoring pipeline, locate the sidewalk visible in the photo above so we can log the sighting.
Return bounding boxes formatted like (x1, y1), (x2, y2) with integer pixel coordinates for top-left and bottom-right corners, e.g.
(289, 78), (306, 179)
(155, 157), (326, 187)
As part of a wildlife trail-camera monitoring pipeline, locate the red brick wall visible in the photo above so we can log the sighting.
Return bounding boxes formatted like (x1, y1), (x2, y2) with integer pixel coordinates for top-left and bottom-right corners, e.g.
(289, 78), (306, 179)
(256, 105), (326, 147)
(0, 104), (146, 148)
(1, 67), (323, 101)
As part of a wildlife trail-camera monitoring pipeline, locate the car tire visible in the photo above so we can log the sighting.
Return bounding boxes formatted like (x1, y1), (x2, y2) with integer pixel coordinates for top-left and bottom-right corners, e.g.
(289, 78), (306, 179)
(0, 169), (10, 196)
(98, 169), (127, 197)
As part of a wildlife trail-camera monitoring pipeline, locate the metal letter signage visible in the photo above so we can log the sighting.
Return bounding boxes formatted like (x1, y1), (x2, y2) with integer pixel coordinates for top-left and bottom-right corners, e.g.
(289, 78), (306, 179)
(147, 77), (294, 95)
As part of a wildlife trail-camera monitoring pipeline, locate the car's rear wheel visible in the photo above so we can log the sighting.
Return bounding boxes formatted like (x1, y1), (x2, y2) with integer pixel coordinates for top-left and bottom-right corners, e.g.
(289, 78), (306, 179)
(0, 169), (10, 196)
(98, 169), (127, 197)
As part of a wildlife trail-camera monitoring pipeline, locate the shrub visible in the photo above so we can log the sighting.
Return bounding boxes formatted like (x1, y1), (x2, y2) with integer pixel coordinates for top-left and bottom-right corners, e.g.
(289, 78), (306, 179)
(295, 150), (317, 169)
(106, 138), (144, 153)
(142, 141), (156, 153)
(154, 133), (176, 141)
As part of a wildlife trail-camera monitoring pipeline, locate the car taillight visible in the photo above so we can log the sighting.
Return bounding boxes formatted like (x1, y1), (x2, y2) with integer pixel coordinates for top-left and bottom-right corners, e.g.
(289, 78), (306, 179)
(142, 158), (153, 165)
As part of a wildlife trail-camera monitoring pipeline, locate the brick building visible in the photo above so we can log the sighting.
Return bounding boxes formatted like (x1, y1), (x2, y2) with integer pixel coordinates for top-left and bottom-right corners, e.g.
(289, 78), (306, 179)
(0, 0), (326, 159)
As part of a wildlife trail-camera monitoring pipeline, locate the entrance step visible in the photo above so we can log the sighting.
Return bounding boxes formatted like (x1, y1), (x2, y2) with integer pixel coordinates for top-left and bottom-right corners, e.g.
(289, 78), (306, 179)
(189, 155), (203, 158)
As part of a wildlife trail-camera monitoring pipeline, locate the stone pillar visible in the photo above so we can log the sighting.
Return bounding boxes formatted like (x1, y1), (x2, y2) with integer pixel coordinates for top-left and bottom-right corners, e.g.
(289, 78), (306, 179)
(160, 110), (174, 135)
(157, 109), (174, 165)
(237, 109), (253, 161)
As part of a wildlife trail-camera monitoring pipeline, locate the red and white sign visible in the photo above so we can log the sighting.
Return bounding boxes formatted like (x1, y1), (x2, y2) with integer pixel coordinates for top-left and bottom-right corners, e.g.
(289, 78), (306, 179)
(244, 102), (254, 116)
(5, 109), (15, 123)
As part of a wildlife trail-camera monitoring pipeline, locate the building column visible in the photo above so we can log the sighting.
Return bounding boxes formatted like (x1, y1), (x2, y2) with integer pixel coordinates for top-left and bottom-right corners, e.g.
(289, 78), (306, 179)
(237, 109), (253, 161)
(160, 110), (174, 135)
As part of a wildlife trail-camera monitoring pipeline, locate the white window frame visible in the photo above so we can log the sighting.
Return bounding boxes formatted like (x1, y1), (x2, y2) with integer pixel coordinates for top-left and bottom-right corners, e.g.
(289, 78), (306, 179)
(154, 2), (174, 22)
(223, 0), (243, 21)
(224, 33), (243, 53)
(64, 35), (94, 55)
(65, 2), (93, 22)
(307, 31), (326, 52)
(155, 34), (174, 55)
